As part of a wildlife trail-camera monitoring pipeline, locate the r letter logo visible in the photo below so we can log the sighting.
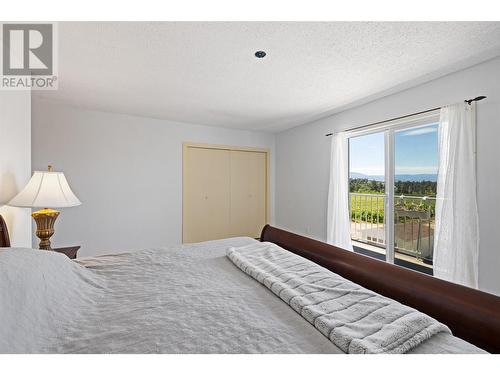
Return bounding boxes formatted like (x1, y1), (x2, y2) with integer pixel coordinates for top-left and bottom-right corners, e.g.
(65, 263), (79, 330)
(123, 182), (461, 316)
(1, 23), (58, 90)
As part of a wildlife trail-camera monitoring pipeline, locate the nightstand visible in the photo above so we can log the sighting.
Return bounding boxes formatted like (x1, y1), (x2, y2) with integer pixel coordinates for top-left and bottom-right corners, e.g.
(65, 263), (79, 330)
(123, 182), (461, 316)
(52, 246), (80, 259)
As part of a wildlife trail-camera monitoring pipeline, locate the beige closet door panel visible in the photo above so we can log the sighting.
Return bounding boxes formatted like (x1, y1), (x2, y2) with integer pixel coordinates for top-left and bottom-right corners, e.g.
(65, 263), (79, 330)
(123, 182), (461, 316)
(229, 150), (267, 238)
(183, 147), (231, 243)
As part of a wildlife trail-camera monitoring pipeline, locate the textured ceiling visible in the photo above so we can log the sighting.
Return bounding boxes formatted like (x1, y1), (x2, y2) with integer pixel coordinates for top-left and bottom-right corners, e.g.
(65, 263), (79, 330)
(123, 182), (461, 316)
(35, 22), (500, 132)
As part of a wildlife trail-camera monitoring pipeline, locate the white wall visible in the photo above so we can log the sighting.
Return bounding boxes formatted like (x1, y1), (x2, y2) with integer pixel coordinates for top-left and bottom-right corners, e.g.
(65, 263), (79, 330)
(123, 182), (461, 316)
(0, 90), (32, 247)
(275, 56), (500, 295)
(32, 99), (275, 256)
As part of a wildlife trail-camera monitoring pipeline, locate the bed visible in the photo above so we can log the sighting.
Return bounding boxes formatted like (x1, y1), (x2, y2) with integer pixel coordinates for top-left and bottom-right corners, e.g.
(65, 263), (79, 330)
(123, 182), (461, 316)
(0, 224), (498, 354)
(259, 225), (500, 353)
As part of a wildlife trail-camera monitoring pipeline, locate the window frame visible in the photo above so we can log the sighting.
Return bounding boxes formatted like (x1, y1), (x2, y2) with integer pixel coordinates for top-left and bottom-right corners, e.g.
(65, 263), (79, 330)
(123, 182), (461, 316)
(346, 110), (440, 265)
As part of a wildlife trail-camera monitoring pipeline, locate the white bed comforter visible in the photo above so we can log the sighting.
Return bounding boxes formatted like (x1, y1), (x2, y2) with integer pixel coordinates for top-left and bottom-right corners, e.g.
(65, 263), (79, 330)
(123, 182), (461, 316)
(0, 237), (485, 353)
(227, 242), (451, 353)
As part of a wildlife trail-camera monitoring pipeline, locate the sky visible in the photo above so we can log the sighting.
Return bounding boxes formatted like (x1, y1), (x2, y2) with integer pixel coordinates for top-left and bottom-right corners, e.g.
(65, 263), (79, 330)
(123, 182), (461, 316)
(349, 123), (438, 176)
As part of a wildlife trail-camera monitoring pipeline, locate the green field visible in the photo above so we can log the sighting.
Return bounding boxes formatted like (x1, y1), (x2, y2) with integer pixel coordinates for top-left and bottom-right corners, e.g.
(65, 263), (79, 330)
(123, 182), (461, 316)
(350, 193), (436, 223)
(349, 178), (437, 224)
(350, 194), (385, 223)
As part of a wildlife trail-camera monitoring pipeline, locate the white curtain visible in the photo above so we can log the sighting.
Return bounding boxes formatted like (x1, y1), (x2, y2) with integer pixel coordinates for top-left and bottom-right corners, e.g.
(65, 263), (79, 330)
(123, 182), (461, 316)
(327, 132), (353, 251)
(433, 103), (479, 288)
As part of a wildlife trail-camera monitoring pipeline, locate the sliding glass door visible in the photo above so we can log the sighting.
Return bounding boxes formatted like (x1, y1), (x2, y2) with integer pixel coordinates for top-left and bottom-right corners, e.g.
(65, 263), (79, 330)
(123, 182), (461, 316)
(349, 131), (387, 261)
(393, 123), (438, 273)
(348, 114), (439, 274)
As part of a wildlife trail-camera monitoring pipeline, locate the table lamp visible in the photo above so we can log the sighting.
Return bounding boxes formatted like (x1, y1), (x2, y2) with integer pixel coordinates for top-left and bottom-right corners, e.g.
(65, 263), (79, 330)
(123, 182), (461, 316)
(8, 165), (81, 250)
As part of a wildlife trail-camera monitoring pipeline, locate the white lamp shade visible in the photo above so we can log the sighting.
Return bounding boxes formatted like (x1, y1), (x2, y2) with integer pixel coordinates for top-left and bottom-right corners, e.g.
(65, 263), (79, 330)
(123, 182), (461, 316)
(8, 171), (82, 208)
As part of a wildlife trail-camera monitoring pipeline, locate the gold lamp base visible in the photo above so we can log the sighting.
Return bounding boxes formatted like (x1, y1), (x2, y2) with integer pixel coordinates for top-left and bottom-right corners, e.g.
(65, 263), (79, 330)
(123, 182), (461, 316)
(32, 208), (60, 250)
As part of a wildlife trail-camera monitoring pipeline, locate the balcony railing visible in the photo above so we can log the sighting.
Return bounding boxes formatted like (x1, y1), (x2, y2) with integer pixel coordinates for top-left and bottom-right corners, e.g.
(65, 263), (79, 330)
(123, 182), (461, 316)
(350, 193), (435, 264)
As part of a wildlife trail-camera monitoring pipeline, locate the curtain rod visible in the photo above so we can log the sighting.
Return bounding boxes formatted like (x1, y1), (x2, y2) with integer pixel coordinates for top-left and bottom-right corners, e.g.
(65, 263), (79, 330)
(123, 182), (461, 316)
(325, 96), (487, 137)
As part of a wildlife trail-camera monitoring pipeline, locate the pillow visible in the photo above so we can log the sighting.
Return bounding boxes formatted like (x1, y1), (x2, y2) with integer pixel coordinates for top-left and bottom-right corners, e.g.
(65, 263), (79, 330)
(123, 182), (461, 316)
(0, 248), (102, 353)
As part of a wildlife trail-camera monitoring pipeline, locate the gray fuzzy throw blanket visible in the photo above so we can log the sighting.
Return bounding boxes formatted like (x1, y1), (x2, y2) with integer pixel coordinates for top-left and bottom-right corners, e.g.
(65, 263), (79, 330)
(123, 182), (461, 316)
(227, 242), (451, 354)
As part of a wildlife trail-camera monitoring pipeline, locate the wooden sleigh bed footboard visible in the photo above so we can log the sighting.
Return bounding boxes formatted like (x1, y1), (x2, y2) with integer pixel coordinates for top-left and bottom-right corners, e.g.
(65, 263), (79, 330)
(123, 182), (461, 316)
(260, 225), (500, 353)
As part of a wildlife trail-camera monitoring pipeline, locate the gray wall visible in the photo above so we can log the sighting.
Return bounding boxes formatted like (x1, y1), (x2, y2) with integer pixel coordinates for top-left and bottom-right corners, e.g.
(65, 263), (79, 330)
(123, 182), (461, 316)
(32, 99), (275, 256)
(275, 57), (500, 295)
(0, 90), (32, 247)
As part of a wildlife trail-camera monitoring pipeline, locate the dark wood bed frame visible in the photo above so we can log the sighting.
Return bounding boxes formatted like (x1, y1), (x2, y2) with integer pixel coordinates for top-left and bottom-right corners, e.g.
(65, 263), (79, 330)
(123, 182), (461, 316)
(0, 215), (10, 248)
(260, 225), (500, 353)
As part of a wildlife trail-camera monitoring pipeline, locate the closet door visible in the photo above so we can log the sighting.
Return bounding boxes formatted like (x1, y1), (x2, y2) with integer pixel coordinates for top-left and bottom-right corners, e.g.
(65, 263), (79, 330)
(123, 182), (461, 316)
(183, 147), (231, 243)
(229, 150), (267, 238)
